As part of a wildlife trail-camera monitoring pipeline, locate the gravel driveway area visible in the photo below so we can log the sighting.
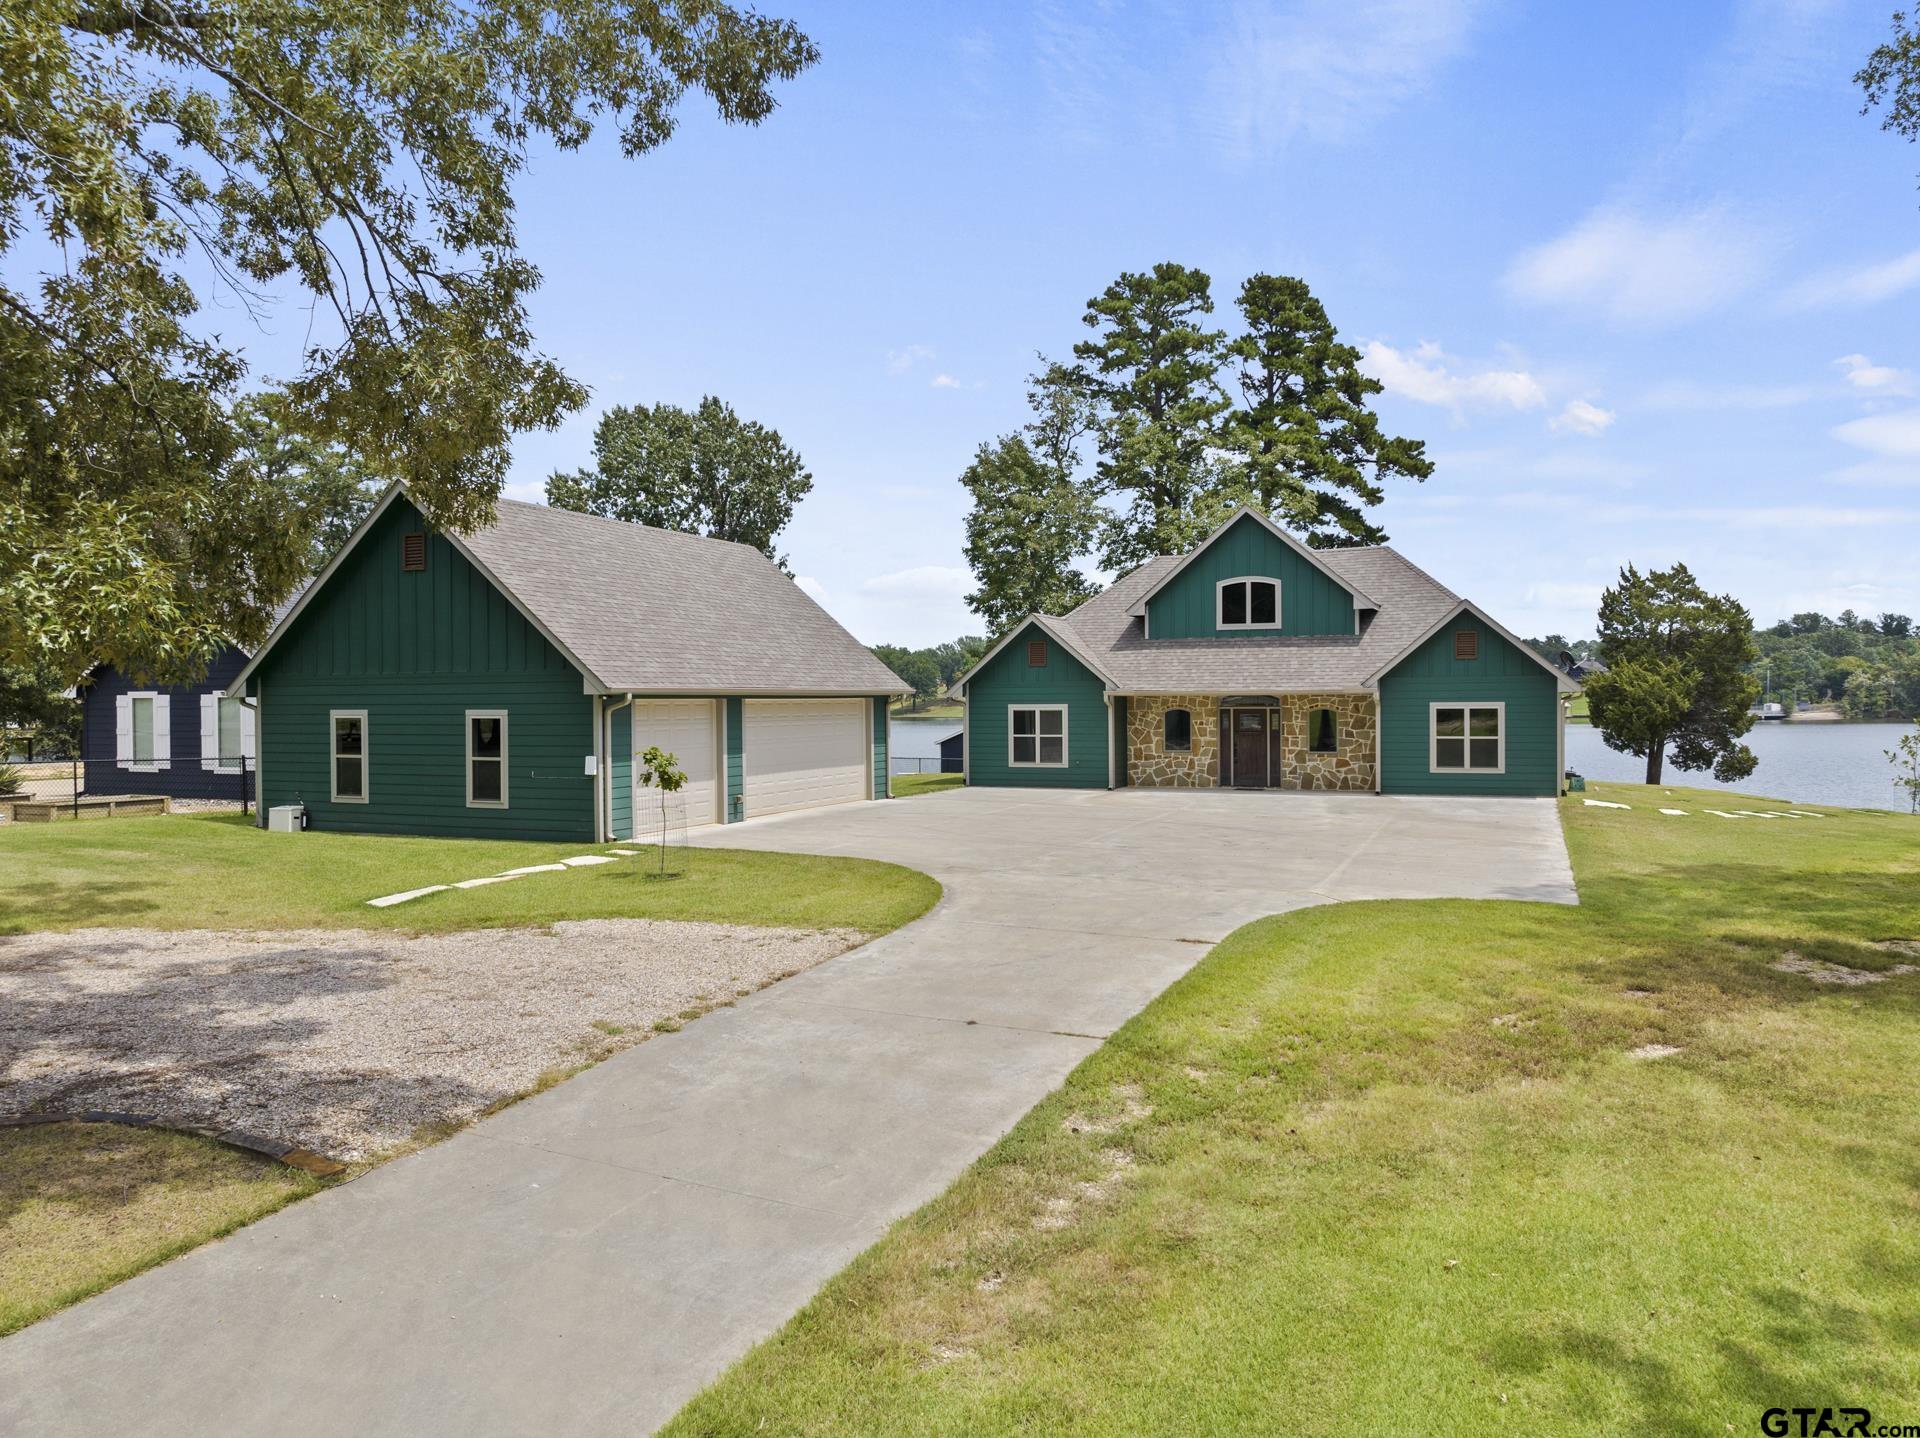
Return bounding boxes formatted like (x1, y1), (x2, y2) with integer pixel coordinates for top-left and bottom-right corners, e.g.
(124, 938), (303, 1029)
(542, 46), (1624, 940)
(0, 920), (862, 1159)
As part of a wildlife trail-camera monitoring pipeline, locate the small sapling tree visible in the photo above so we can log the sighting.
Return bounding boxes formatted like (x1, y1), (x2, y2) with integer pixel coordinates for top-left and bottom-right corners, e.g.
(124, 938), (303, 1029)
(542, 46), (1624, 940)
(637, 745), (688, 876)
(1888, 723), (1920, 815)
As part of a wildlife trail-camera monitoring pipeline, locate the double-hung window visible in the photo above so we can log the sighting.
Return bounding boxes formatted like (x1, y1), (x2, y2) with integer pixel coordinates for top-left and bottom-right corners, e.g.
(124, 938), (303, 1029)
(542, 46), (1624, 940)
(467, 711), (508, 807)
(1217, 577), (1281, 630)
(1009, 705), (1067, 768)
(331, 711), (368, 802)
(130, 696), (156, 764)
(1431, 703), (1504, 773)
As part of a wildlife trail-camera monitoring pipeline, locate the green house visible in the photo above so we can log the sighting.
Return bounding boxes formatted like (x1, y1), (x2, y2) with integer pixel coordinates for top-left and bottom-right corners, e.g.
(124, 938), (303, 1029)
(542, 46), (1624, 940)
(228, 484), (904, 841)
(949, 506), (1576, 797)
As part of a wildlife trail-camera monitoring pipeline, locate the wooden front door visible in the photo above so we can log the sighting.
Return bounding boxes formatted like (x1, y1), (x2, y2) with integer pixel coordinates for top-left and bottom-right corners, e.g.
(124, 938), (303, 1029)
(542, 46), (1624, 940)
(1230, 709), (1269, 788)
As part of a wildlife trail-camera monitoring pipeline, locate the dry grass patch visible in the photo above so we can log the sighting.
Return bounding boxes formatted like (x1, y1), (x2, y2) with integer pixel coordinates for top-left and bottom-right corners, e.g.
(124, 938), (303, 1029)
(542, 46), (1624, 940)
(0, 1123), (327, 1337)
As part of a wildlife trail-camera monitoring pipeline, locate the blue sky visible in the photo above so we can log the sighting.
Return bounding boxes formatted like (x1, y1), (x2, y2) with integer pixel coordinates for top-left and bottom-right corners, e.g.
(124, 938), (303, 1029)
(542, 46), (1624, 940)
(285, 3), (1920, 645)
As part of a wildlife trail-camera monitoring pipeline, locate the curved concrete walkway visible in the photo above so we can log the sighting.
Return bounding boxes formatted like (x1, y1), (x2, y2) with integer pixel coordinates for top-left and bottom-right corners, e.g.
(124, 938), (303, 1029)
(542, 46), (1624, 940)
(0, 788), (1573, 1437)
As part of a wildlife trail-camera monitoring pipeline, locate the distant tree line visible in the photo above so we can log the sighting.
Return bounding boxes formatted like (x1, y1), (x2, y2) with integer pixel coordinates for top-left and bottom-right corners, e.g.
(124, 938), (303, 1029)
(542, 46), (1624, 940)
(1530, 607), (1920, 723)
(869, 638), (989, 710)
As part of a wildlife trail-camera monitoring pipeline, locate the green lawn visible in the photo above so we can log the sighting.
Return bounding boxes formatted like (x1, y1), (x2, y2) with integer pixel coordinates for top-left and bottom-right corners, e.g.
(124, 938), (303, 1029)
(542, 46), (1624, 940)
(891, 700), (963, 722)
(0, 1123), (328, 1337)
(891, 772), (963, 798)
(663, 783), (1920, 1436)
(0, 813), (939, 936)
(1567, 692), (1589, 722)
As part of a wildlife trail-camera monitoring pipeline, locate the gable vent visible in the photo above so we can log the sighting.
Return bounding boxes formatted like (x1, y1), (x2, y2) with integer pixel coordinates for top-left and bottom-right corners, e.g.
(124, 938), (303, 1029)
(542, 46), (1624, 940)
(1453, 629), (1479, 661)
(402, 532), (427, 572)
(1027, 638), (1048, 667)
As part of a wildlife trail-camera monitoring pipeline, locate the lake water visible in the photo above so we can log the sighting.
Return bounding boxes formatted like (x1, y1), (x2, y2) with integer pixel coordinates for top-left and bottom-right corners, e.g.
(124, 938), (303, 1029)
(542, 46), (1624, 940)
(896, 716), (1918, 811)
(1566, 722), (1917, 812)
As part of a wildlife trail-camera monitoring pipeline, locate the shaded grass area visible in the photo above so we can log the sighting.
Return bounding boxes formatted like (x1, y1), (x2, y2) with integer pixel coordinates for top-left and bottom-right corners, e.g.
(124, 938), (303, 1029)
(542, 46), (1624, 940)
(891, 773), (963, 798)
(891, 701), (963, 722)
(0, 1124), (328, 1338)
(0, 814), (939, 936)
(663, 783), (1920, 1436)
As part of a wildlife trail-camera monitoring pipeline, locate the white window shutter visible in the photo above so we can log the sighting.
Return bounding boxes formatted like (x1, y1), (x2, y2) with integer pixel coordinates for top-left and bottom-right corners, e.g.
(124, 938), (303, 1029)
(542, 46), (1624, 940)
(115, 694), (133, 765)
(240, 701), (255, 760)
(153, 695), (172, 769)
(201, 694), (218, 770)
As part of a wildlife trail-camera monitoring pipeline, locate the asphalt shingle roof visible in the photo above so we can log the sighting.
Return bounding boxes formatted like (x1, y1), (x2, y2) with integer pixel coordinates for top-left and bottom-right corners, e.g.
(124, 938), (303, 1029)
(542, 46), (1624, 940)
(460, 499), (905, 695)
(1054, 544), (1464, 693)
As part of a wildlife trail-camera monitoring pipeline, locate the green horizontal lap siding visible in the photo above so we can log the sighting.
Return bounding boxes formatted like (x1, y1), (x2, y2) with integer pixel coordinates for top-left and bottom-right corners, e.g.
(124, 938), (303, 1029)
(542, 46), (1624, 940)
(871, 696), (888, 798)
(608, 705), (633, 840)
(1378, 616), (1559, 796)
(1145, 514), (1357, 639)
(966, 621), (1107, 789)
(253, 498), (596, 840)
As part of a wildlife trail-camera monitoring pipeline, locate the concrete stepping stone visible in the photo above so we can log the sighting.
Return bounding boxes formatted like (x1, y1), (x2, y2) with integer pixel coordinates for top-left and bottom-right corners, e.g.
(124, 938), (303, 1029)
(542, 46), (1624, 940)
(452, 874), (522, 889)
(1583, 799), (1630, 809)
(561, 855), (618, 867)
(498, 863), (569, 876)
(1659, 808), (1688, 816)
(1704, 810), (1746, 819)
(366, 885), (450, 908)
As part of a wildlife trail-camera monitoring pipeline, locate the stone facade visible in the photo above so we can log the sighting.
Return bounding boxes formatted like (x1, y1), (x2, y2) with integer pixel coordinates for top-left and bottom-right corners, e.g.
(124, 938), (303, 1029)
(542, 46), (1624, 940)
(1125, 694), (1221, 787)
(1277, 693), (1376, 792)
(1125, 692), (1375, 791)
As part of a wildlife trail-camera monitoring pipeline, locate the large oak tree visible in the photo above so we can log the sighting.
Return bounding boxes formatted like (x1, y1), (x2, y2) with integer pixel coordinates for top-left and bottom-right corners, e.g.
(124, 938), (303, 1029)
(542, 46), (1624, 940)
(2, 0), (816, 682)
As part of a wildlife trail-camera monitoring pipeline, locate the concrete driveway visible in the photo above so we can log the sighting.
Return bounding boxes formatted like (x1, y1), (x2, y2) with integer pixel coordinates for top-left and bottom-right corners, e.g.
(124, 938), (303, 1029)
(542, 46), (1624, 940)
(0, 788), (1573, 1437)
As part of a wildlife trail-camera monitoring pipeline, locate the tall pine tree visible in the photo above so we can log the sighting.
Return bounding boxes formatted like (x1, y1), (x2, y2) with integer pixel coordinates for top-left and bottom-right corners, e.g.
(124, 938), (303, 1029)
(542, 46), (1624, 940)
(1219, 275), (1431, 547)
(1065, 263), (1230, 571)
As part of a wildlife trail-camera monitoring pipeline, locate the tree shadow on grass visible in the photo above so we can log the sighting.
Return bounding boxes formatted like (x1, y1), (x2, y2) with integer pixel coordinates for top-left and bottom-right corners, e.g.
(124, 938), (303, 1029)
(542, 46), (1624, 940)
(0, 880), (161, 935)
(0, 934), (504, 1164)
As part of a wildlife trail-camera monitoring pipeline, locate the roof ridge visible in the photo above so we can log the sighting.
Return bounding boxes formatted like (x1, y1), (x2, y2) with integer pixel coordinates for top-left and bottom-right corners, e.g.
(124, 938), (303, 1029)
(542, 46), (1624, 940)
(495, 495), (763, 554)
(1346, 540), (1460, 604)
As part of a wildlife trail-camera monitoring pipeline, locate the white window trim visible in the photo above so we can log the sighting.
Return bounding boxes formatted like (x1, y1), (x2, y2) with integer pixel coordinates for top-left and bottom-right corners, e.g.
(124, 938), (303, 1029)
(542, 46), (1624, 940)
(123, 692), (165, 772)
(1215, 576), (1283, 631)
(330, 709), (369, 803)
(1429, 701), (1506, 775)
(208, 694), (251, 774)
(1007, 704), (1069, 769)
(466, 709), (509, 809)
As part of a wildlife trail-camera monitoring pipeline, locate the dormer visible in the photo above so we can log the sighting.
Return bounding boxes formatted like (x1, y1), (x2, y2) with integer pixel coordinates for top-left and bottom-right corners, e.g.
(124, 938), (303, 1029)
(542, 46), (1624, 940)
(1128, 507), (1377, 640)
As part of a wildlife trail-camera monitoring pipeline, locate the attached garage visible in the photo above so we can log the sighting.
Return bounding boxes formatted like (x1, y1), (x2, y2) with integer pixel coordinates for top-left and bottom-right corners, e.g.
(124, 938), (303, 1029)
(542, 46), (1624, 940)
(631, 699), (719, 827)
(744, 699), (870, 817)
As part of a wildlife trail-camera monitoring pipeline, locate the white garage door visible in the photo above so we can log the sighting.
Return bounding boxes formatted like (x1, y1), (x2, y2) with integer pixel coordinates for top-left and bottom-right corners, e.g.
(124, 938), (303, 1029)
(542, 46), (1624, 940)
(631, 699), (718, 829)
(743, 699), (869, 817)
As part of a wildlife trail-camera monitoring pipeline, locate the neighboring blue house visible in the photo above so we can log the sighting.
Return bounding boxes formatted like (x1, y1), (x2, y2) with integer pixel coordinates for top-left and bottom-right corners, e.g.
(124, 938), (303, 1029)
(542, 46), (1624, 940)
(80, 645), (259, 803)
(937, 729), (964, 773)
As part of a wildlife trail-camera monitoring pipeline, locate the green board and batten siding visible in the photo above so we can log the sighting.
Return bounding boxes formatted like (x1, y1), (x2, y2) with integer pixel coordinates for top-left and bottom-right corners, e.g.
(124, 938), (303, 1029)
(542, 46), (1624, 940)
(1377, 615), (1560, 796)
(964, 620), (1108, 789)
(1144, 514), (1358, 639)
(250, 498), (598, 840)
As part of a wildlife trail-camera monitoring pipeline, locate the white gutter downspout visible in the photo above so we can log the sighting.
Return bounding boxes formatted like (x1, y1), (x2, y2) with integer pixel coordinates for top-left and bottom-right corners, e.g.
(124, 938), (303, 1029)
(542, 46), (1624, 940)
(1372, 686), (1383, 795)
(238, 692), (262, 827)
(961, 685), (970, 785)
(1105, 694), (1116, 790)
(603, 693), (635, 841)
(1557, 693), (1568, 797)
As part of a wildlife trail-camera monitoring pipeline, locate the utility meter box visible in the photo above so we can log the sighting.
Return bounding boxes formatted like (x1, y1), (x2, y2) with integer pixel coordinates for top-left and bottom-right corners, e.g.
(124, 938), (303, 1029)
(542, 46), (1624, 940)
(267, 804), (307, 833)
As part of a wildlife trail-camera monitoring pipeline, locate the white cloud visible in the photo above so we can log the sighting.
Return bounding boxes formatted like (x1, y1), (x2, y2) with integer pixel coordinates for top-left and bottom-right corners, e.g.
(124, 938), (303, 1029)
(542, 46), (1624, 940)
(930, 373), (962, 390)
(793, 575), (829, 604)
(859, 565), (973, 599)
(1360, 340), (1546, 414)
(1787, 248), (1920, 309)
(1824, 458), (1920, 488)
(1832, 410), (1920, 459)
(1638, 379), (1817, 411)
(1834, 354), (1914, 397)
(1202, 0), (1487, 159)
(1505, 205), (1773, 325)
(886, 344), (935, 374)
(1549, 400), (1616, 437)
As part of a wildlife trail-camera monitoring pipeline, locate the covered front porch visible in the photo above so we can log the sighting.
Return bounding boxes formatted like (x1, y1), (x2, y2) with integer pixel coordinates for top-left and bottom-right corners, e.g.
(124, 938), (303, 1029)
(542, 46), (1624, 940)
(1120, 692), (1377, 792)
